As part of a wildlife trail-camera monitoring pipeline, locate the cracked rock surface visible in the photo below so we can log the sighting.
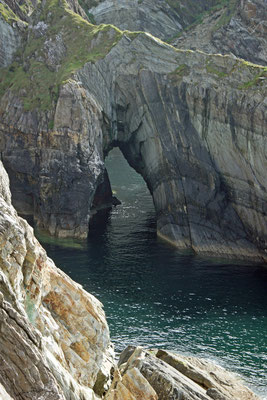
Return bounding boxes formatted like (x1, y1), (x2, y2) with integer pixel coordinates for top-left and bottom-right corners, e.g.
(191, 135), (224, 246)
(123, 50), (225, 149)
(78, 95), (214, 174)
(0, 161), (114, 400)
(0, 0), (266, 261)
(106, 346), (260, 400)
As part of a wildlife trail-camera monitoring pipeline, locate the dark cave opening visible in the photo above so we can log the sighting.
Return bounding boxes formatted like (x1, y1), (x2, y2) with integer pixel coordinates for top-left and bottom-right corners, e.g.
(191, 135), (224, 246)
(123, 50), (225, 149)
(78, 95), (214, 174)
(89, 146), (155, 235)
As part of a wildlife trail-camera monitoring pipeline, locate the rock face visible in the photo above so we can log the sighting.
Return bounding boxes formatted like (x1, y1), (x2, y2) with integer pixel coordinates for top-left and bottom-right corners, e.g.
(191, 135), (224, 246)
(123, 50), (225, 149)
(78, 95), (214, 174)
(84, 0), (243, 42)
(106, 346), (260, 400)
(87, 0), (184, 40)
(0, 160), (262, 399)
(173, 0), (267, 66)
(0, 17), (22, 68)
(0, 160), (114, 399)
(0, 0), (266, 261)
(0, 81), (111, 238)
(77, 35), (267, 262)
(84, 0), (267, 66)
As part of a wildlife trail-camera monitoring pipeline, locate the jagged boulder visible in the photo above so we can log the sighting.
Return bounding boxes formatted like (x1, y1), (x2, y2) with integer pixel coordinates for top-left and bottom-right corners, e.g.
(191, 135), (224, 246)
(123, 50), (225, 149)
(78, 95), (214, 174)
(106, 346), (260, 400)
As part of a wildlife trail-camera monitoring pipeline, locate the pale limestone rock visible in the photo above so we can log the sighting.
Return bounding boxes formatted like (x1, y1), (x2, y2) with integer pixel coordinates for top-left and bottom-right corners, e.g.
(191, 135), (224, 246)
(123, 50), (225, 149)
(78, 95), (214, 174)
(110, 347), (260, 400)
(0, 161), (114, 399)
(0, 383), (14, 400)
(105, 368), (158, 400)
(156, 349), (259, 400)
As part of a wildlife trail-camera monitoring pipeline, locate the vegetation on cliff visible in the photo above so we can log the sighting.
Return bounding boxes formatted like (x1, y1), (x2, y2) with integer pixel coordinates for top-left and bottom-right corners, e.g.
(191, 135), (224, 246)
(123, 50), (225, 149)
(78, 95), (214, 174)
(0, 1), (20, 23)
(0, 0), (123, 110)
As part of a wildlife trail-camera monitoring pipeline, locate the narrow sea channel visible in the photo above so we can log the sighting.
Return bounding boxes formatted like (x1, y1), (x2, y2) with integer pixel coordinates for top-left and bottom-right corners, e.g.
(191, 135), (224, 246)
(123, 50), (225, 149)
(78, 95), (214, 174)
(40, 148), (267, 398)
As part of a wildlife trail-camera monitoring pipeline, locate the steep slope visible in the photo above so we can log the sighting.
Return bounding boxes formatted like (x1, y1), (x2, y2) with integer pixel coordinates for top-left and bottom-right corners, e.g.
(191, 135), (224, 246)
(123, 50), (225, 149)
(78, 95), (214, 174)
(82, 0), (267, 66)
(0, 160), (114, 399)
(0, 0), (266, 261)
(173, 0), (267, 66)
(82, 0), (239, 41)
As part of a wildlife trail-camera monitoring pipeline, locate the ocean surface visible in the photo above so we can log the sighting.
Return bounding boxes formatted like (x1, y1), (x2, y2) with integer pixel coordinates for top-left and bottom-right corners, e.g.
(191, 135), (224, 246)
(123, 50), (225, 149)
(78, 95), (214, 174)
(40, 148), (267, 398)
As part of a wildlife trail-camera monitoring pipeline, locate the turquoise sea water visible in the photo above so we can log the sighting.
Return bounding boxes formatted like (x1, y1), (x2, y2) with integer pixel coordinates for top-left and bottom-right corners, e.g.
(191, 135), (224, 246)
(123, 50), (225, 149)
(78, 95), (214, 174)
(41, 148), (267, 397)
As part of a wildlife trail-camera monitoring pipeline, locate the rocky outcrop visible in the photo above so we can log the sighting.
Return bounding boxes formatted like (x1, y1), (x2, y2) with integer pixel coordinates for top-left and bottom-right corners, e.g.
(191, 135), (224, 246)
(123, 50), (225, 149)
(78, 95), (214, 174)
(84, 0), (267, 66)
(106, 346), (260, 400)
(0, 81), (111, 238)
(0, 0), (266, 261)
(86, 0), (184, 40)
(173, 0), (267, 66)
(0, 160), (114, 399)
(0, 147), (262, 399)
(84, 0), (243, 42)
(0, 15), (24, 68)
(77, 35), (267, 262)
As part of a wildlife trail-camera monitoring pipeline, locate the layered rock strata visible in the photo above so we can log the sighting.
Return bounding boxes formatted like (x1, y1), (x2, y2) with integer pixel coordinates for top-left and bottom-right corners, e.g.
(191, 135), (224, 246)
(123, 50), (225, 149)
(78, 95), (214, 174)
(106, 346), (260, 400)
(0, 158), (261, 398)
(0, 15), (24, 68)
(0, 161), (114, 399)
(173, 0), (267, 66)
(84, 0), (267, 66)
(0, 0), (266, 261)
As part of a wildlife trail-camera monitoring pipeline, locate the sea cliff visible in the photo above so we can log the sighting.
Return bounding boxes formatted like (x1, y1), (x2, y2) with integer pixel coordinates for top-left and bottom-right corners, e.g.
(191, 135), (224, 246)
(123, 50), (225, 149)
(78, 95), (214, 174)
(0, 159), (260, 399)
(0, 0), (266, 260)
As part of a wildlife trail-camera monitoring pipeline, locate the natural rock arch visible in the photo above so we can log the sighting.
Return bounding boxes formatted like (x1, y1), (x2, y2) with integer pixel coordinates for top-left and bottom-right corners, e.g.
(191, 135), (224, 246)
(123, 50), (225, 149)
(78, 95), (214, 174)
(0, 32), (266, 262)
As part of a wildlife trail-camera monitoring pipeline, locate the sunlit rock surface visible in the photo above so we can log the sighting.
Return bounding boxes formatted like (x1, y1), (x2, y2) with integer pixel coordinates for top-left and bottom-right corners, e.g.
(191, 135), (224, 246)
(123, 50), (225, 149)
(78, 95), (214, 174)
(0, 0), (266, 260)
(0, 161), (114, 399)
(106, 346), (260, 400)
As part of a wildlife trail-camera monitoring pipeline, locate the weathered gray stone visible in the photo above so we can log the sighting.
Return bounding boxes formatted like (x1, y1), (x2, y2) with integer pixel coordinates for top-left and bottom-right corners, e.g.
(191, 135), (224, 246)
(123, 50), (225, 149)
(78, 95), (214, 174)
(0, 160), (114, 399)
(0, 17), (21, 67)
(106, 347), (260, 400)
(88, 0), (184, 40)
(0, 0), (266, 261)
(173, 0), (267, 66)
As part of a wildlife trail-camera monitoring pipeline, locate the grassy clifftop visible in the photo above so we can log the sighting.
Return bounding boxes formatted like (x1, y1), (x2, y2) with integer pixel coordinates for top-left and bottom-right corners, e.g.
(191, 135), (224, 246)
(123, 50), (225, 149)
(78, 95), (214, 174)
(0, 0), (123, 111)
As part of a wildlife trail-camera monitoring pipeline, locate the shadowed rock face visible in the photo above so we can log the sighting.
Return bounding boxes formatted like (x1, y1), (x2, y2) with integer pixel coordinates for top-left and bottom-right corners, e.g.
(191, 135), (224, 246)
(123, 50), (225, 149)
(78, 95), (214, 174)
(0, 1), (266, 261)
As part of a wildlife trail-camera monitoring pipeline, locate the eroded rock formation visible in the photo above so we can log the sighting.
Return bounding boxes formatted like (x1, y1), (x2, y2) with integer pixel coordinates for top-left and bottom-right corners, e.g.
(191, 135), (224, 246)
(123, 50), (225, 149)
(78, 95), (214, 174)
(0, 136), (261, 400)
(173, 0), (267, 66)
(0, 0), (266, 261)
(83, 0), (267, 66)
(105, 346), (260, 400)
(0, 160), (114, 399)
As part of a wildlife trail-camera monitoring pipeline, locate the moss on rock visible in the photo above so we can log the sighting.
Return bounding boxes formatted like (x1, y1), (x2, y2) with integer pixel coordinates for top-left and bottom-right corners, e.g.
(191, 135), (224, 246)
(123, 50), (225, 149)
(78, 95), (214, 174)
(0, 2), (20, 23)
(0, 0), (123, 111)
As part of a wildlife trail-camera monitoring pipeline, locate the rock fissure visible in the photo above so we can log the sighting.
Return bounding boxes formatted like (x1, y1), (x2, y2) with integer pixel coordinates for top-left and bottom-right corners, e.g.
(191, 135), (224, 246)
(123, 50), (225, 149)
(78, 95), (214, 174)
(0, 0), (266, 261)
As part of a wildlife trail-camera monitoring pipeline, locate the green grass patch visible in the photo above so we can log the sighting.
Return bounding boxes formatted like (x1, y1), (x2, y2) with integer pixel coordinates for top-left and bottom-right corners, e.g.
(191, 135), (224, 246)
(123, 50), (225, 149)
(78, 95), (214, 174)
(213, 0), (238, 30)
(206, 61), (229, 78)
(78, 0), (96, 23)
(238, 66), (267, 90)
(0, 0), (124, 111)
(0, 2), (20, 23)
(173, 64), (190, 77)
